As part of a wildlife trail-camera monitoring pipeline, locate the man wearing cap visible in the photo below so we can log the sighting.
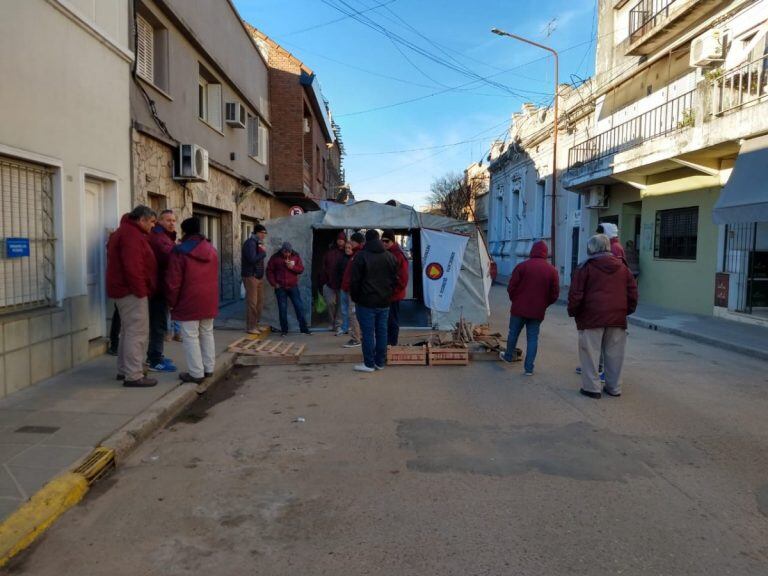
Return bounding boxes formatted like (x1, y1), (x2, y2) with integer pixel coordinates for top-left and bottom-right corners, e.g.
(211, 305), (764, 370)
(241, 224), (268, 335)
(381, 230), (409, 346)
(340, 232), (365, 348)
(266, 242), (311, 336)
(319, 231), (347, 334)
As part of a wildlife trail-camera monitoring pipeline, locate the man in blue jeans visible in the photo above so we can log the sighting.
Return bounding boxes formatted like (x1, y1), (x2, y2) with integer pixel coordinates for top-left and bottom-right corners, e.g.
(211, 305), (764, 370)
(349, 229), (398, 372)
(500, 240), (560, 375)
(266, 242), (311, 336)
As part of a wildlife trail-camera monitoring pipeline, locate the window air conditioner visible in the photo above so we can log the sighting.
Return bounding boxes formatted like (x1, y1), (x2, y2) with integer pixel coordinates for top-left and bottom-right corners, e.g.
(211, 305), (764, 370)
(584, 186), (608, 209)
(225, 102), (247, 128)
(690, 29), (724, 67)
(173, 144), (209, 182)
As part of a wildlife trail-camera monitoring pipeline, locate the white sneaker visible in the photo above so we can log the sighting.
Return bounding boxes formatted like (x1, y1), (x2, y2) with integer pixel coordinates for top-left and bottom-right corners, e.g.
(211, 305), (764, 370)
(354, 364), (375, 373)
(374, 365), (385, 370)
(247, 328), (261, 335)
(336, 328), (346, 336)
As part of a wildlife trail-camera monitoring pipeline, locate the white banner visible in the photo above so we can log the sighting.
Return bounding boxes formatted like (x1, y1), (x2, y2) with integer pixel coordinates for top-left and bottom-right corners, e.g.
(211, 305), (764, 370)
(421, 229), (469, 312)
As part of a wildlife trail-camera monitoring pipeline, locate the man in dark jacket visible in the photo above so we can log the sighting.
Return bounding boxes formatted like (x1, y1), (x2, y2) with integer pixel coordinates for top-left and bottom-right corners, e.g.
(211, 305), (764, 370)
(147, 209), (177, 373)
(166, 217), (219, 384)
(381, 230), (409, 346)
(568, 234), (638, 399)
(340, 232), (365, 348)
(320, 231), (347, 333)
(241, 224), (267, 335)
(499, 240), (560, 375)
(350, 229), (398, 372)
(106, 205), (158, 388)
(266, 242), (310, 335)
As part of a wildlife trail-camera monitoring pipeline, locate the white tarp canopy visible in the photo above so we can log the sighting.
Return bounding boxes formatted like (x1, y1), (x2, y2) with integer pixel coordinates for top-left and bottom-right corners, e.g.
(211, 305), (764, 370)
(258, 200), (492, 331)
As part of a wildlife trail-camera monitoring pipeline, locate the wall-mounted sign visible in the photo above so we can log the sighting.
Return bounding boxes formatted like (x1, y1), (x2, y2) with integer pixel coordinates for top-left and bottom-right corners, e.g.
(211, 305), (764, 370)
(714, 272), (729, 307)
(5, 238), (30, 259)
(289, 206), (304, 216)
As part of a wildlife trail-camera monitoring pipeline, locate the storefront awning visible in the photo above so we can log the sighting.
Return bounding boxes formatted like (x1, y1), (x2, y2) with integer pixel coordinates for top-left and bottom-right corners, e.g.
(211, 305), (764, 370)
(713, 134), (768, 224)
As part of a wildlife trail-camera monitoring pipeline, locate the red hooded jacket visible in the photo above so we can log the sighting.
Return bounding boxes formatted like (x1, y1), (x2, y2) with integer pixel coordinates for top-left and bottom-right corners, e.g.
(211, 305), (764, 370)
(567, 253), (638, 330)
(106, 214), (157, 299)
(266, 250), (305, 289)
(149, 224), (176, 297)
(165, 235), (219, 321)
(507, 241), (560, 321)
(388, 242), (409, 302)
(341, 245), (362, 292)
(610, 237), (626, 260)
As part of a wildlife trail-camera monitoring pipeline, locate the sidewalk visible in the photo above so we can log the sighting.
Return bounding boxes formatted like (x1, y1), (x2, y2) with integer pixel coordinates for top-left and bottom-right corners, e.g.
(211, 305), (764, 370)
(628, 302), (768, 360)
(0, 320), (245, 525)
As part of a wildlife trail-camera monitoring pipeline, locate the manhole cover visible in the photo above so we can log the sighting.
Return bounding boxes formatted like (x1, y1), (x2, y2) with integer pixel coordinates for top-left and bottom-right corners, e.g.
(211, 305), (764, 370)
(14, 425), (60, 434)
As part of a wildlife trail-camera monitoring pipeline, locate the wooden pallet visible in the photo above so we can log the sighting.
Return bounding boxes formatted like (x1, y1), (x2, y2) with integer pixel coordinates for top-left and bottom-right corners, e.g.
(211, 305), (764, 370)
(228, 337), (306, 364)
(387, 345), (427, 365)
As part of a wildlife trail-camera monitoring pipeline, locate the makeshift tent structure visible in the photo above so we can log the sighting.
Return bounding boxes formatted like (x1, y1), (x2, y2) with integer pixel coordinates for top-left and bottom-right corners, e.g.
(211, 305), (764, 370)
(258, 201), (492, 331)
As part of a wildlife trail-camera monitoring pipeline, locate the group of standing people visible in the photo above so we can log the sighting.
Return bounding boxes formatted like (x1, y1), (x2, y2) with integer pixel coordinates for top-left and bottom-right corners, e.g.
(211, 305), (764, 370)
(106, 205), (219, 388)
(501, 223), (638, 399)
(239, 225), (409, 371)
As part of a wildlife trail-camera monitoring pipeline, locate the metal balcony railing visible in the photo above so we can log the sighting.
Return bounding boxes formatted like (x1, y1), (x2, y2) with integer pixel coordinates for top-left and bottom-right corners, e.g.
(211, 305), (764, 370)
(568, 90), (696, 171)
(712, 54), (768, 116)
(629, 0), (678, 41)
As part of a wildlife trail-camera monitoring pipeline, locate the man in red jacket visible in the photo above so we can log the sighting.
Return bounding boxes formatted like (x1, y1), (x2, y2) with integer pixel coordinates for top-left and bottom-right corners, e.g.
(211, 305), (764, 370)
(319, 231), (347, 333)
(266, 242), (310, 336)
(106, 205), (158, 388)
(146, 209), (177, 373)
(381, 230), (409, 346)
(499, 240), (560, 375)
(568, 234), (638, 399)
(165, 217), (219, 384)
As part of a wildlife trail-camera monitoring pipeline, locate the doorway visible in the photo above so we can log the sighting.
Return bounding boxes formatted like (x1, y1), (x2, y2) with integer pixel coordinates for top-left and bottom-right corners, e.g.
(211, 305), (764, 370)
(84, 179), (106, 340)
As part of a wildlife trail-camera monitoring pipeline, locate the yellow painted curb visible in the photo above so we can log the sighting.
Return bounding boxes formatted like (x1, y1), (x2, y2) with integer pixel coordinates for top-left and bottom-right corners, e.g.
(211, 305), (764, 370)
(0, 472), (88, 567)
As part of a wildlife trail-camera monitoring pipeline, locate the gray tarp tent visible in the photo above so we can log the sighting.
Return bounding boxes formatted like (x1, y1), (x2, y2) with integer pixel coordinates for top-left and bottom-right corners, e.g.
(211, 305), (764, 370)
(258, 201), (492, 331)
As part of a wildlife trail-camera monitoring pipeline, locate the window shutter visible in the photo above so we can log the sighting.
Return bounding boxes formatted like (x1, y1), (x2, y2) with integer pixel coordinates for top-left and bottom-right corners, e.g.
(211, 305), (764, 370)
(247, 116), (258, 157)
(207, 83), (222, 129)
(136, 15), (154, 83)
(259, 124), (268, 165)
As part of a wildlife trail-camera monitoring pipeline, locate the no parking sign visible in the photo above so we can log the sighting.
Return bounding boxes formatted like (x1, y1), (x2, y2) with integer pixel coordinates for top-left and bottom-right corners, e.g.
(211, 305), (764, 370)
(289, 206), (304, 216)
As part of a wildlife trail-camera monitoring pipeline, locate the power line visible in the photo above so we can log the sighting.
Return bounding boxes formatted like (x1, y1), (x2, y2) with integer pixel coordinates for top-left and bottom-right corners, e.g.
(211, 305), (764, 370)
(280, 0), (397, 37)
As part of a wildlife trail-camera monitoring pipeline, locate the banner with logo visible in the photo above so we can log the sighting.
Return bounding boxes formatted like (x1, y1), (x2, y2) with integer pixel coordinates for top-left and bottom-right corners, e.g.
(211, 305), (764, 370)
(421, 229), (469, 312)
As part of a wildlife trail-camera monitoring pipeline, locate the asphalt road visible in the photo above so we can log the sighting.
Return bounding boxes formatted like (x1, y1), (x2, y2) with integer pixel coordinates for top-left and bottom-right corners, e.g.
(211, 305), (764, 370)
(5, 286), (768, 576)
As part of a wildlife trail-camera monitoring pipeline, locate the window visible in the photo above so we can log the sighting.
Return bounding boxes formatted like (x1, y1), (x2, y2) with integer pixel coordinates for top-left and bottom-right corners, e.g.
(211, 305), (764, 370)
(198, 64), (222, 130)
(247, 115), (268, 165)
(0, 156), (56, 314)
(654, 206), (698, 260)
(537, 179), (546, 236)
(136, 13), (168, 91)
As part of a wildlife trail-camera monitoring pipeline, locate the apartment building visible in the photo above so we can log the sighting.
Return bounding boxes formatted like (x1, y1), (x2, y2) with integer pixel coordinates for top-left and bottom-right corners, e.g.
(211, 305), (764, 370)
(488, 82), (595, 285)
(0, 0), (132, 397)
(563, 0), (768, 321)
(247, 26), (345, 213)
(130, 0), (273, 302)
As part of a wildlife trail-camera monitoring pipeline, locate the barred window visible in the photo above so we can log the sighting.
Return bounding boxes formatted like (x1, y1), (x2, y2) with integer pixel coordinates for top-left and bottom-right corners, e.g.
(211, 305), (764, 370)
(654, 206), (698, 260)
(0, 157), (56, 313)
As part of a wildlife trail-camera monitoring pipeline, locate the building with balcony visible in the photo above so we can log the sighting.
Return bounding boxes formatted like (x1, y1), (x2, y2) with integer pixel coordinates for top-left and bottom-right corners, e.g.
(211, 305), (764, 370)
(247, 26), (345, 214)
(488, 82), (594, 285)
(563, 0), (768, 322)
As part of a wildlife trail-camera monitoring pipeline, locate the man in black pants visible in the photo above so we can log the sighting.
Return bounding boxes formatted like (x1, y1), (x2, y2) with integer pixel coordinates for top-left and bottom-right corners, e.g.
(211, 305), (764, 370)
(147, 209), (178, 372)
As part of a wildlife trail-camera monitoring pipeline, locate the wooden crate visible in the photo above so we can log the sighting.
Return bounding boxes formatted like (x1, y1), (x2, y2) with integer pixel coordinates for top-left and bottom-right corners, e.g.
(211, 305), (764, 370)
(428, 344), (469, 366)
(387, 345), (427, 366)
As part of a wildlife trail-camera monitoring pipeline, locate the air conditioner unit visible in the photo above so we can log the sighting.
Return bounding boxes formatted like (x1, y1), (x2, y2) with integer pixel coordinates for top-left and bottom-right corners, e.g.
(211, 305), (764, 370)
(690, 29), (724, 67)
(584, 185), (608, 209)
(173, 144), (209, 182)
(225, 102), (246, 128)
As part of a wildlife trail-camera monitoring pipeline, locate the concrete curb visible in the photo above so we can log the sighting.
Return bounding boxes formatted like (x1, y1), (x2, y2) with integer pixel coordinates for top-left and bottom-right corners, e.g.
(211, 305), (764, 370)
(627, 316), (768, 361)
(0, 349), (237, 567)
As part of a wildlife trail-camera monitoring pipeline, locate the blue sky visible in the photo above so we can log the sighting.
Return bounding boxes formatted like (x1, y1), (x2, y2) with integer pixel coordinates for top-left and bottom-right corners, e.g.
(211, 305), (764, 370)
(234, 0), (598, 207)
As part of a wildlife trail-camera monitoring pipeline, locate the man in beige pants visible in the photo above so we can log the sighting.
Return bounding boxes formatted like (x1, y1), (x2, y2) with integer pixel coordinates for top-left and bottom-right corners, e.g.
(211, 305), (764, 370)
(567, 234), (638, 399)
(241, 224), (267, 334)
(106, 205), (158, 388)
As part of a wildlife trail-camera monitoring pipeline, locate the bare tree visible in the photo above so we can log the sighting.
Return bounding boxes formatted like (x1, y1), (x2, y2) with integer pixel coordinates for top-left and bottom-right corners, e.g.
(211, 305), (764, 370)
(428, 171), (472, 220)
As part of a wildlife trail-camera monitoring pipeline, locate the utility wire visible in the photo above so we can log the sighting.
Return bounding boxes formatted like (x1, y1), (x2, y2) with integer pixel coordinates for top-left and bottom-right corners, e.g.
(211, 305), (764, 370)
(281, 0), (397, 37)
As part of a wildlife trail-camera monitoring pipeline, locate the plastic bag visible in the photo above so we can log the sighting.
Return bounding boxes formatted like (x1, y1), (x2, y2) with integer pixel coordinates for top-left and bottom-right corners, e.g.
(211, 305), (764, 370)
(315, 292), (328, 315)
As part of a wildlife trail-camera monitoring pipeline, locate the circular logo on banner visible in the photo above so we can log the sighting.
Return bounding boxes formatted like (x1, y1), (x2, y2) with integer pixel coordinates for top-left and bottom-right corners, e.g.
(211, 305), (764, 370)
(425, 262), (444, 281)
(289, 206), (304, 216)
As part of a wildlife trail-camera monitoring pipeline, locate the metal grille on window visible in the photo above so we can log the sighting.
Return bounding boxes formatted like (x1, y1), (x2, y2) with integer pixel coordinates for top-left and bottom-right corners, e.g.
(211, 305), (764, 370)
(136, 15), (154, 83)
(724, 223), (758, 314)
(654, 207), (698, 260)
(0, 157), (55, 313)
(248, 116), (259, 158)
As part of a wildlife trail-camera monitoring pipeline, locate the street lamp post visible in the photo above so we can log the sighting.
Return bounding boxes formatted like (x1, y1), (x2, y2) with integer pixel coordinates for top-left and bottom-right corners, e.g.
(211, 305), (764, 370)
(491, 27), (559, 269)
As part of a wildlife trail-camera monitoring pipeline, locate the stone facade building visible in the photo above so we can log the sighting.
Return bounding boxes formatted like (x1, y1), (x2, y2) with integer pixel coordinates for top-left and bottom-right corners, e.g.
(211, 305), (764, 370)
(248, 26), (345, 212)
(130, 0), (273, 302)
